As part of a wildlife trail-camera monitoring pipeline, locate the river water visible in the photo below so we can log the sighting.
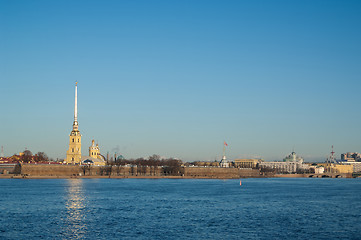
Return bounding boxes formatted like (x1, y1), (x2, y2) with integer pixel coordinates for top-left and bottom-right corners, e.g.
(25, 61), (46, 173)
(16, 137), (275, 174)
(0, 178), (360, 239)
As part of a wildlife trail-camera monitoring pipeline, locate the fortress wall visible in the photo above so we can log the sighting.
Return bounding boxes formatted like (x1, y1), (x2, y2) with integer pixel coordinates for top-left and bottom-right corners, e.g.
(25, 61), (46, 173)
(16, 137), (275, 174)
(18, 164), (261, 178)
(184, 167), (236, 178)
(184, 167), (261, 178)
(21, 164), (82, 176)
(128, 166), (163, 176)
(84, 166), (163, 176)
(0, 164), (17, 174)
(238, 168), (262, 178)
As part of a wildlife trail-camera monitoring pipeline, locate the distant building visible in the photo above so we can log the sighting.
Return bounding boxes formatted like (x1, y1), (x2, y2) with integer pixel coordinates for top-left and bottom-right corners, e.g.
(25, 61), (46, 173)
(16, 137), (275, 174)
(89, 140), (101, 159)
(342, 162), (361, 173)
(341, 152), (361, 162)
(260, 161), (301, 173)
(234, 159), (261, 169)
(65, 83), (82, 164)
(0, 157), (12, 164)
(82, 140), (106, 166)
(339, 152), (361, 173)
(318, 163), (353, 174)
(64, 83), (105, 166)
(219, 157), (230, 168)
(259, 152), (308, 173)
(219, 142), (230, 167)
(283, 152), (304, 163)
(310, 166), (325, 174)
(81, 156), (106, 166)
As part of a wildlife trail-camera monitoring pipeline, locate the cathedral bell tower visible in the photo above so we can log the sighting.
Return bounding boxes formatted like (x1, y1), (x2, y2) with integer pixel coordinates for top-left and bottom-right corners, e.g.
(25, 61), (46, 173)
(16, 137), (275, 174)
(66, 82), (82, 164)
(89, 140), (101, 159)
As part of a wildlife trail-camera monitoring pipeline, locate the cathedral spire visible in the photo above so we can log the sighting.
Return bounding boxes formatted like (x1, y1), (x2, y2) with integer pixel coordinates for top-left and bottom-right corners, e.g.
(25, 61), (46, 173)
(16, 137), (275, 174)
(66, 82), (82, 164)
(73, 82), (79, 131)
(74, 82), (78, 122)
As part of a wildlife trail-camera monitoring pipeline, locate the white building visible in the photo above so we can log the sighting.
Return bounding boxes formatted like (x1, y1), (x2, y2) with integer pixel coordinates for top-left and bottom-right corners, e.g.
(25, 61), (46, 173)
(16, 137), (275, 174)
(283, 152), (304, 163)
(259, 152), (308, 173)
(259, 161), (302, 173)
(309, 166), (325, 174)
(219, 156), (230, 168)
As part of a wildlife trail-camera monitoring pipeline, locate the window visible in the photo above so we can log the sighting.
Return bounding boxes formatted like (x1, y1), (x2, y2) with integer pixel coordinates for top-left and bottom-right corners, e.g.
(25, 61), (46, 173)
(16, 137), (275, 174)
(72, 138), (74, 142)
(78, 139), (80, 142)
(72, 148), (74, 152)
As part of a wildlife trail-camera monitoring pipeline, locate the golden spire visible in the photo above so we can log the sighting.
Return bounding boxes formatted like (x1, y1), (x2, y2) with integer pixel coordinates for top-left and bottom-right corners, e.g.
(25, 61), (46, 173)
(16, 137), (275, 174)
(72, 82), (78, 131)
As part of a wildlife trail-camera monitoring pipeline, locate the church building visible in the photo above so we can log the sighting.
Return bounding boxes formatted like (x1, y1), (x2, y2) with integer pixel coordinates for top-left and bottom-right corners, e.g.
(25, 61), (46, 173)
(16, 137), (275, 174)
(82, 140), (106, 166)
(65, 83), (106, 166)
(65, 82), (82, 164)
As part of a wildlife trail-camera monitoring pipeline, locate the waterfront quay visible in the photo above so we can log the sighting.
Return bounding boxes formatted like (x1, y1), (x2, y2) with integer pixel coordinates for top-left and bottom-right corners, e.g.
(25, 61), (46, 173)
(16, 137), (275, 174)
(0, 163), (353, 179)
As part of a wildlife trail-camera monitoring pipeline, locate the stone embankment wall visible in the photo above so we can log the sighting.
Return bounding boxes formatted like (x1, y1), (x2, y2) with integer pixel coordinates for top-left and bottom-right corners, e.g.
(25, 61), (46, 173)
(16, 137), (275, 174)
(110, 166), (163, 176)
(20, 164), (81, 176)
(18, 164), (164, 177)
(81, 166), (163, 176)
(184, 167), (261, 178)
(18, 164), (262, 178)
(0, 164), (17, 174)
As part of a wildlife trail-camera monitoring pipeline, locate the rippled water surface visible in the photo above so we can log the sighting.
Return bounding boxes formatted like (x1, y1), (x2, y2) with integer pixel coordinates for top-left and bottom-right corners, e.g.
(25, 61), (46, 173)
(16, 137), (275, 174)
(0, 178), (360, 239)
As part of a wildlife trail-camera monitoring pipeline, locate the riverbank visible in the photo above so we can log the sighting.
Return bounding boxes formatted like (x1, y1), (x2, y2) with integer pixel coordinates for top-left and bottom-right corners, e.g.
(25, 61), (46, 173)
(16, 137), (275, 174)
(0, 173), (354, 179)
(0, 163), (354, 179)
(1, 164), (263, 179)
(0, 174), (258, 179)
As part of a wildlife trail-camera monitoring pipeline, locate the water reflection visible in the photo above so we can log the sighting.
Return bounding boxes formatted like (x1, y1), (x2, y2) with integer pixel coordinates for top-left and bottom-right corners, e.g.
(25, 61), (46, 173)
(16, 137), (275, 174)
(63, 179), (87, 239)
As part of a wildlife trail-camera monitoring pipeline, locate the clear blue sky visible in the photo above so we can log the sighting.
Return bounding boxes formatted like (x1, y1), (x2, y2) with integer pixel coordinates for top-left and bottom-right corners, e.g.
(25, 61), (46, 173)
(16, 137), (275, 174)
(1, 0), (360, 162)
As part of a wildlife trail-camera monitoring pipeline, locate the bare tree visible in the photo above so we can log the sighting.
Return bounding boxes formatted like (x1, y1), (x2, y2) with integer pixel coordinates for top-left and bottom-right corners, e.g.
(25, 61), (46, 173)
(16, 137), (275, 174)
(35, 152), (49, 162)
(22, 150), (33, 163)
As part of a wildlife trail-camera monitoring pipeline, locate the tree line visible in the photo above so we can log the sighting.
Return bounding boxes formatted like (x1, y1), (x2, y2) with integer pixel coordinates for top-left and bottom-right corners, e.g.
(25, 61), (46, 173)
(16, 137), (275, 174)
(11, 150), (50, 163)
(95, 154), (183, 176)
(112, 154), (181, 167)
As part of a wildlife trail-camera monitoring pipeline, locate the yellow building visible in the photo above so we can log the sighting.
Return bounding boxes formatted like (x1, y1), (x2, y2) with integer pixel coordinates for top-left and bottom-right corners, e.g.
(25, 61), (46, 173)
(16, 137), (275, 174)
(318, 163), (353, 174)
(64, 83), (106, 166)
(234, 159), (261, 168)
(66, 83), (82, 164)
(81, 140), (106, 166)
(89, 140), (101, 159)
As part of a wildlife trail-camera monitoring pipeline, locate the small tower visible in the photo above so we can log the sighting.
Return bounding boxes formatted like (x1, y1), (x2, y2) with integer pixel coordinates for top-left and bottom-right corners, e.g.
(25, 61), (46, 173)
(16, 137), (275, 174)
(220, 141), (230, 167)
(89, 140), (101, 159)
(66, 82), (82, 164)
(326, 145), (337, 164)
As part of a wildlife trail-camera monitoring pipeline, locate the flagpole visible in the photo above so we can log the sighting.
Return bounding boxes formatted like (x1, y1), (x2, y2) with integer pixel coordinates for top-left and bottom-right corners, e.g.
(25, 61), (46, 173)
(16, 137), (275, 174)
(223, 142), (226, 160)
(223, 144), (225, 159)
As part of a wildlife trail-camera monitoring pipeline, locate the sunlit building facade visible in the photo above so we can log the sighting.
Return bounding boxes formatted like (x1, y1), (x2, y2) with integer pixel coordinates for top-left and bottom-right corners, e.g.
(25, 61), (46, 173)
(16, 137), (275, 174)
(66, 83), (82, 164)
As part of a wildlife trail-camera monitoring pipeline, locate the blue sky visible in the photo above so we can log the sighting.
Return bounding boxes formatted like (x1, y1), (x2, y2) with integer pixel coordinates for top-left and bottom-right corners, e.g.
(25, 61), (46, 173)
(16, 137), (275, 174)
(1, 0), (361, 161)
